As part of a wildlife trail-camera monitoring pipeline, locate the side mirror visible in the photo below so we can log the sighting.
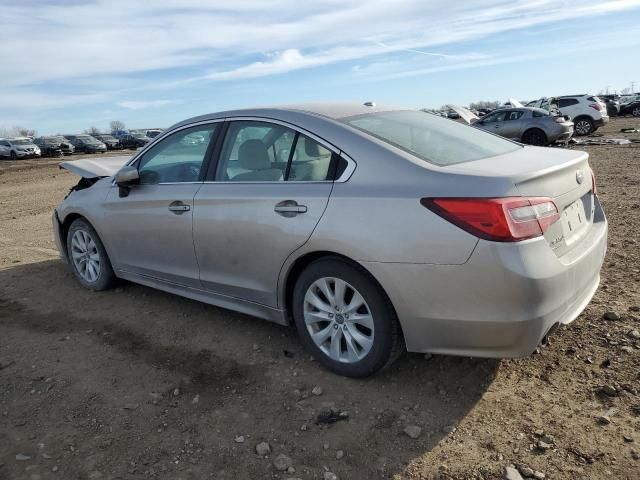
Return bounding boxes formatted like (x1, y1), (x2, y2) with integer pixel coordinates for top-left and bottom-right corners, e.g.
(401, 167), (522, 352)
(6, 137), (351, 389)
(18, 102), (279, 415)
(114, 165), (139, 197)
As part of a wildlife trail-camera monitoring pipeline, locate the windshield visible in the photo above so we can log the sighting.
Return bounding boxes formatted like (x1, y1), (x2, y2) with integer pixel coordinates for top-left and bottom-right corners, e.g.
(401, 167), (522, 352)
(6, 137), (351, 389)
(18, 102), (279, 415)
(78, 135), (100, 144)
(342, 110), (520, 166)
(42, 137), (61, 145)
(131, 133), (147, 139)
(99, 135), (115, 140)
(12, 139), (32, 145)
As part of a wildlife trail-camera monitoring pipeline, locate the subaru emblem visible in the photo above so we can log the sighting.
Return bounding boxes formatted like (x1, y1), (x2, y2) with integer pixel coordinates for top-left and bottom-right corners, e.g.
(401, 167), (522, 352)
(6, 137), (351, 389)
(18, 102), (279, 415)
(576, 169), (584, 184)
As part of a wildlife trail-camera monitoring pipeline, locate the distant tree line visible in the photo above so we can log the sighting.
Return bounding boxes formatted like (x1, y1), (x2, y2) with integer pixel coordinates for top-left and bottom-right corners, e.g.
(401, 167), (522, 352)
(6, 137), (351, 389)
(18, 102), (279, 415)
(0, 125), (38, 138)
(0, 120), (129, 139)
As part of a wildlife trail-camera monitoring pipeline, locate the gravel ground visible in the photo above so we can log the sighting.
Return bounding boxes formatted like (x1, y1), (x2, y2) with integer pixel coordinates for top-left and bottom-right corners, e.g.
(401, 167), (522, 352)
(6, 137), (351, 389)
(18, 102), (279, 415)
(0, 119), (638, 480)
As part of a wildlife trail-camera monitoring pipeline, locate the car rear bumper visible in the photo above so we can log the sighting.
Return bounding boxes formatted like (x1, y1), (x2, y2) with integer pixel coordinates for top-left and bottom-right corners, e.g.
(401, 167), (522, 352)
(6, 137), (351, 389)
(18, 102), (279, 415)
(594, 116), (609, 127)
(363, 198), (608, 358)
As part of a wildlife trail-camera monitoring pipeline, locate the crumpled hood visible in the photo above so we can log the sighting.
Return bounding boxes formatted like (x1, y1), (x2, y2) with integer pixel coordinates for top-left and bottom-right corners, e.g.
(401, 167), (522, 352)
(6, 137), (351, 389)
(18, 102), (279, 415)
(59, 155), (131, 178)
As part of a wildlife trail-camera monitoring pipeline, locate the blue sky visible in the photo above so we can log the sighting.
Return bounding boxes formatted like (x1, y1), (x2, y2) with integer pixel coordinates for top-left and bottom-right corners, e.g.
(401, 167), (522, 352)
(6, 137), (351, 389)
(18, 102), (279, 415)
(1, 0), (640, 135)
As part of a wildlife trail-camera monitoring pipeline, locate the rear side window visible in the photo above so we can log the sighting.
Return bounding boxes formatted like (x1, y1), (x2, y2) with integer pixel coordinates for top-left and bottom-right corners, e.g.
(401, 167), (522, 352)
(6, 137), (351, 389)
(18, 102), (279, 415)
(505, 111), (524, 121)
(343, 110), (520, 166)
(215, 121), (336, 182)
(558, 98), (579, 108)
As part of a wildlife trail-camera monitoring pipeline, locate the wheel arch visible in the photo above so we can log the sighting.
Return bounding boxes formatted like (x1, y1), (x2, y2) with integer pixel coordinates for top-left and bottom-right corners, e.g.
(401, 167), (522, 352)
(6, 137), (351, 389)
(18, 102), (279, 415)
(60, 212), (110, 262)
(522, 127), (547, 142)
(281, 250), (403, 336)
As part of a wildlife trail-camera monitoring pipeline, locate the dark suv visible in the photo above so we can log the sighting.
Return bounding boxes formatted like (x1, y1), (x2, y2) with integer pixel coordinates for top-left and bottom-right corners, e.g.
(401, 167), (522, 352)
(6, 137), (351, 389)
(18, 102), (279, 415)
(64, 134), (107, 153)
(92, 134), (121, 150)
(34, 136), (64, 157)
(118, 132), (152, 149)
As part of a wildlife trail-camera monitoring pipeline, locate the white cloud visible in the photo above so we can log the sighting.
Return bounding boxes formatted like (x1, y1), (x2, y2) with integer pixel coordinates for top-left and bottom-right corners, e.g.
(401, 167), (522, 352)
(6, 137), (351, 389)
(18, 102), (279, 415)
(117, 99), (181, 110)
(0, 0), (639, 111)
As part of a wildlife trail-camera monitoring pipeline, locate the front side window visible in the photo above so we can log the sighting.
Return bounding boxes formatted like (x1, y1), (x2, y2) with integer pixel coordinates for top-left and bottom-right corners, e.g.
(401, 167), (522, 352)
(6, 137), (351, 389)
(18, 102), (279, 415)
(482, 111), (508, 123)
(343, 110), (520, 166)
(215, 121), (335, 182)
(137, 124), (217, 184)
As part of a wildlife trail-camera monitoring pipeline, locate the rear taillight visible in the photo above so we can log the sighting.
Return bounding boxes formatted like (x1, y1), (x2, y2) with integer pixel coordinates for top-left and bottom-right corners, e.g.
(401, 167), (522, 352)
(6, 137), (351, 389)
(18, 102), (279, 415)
(420, 197), (560, 242)
(591, 172), (597, 195)
(589, 103), (602, 111)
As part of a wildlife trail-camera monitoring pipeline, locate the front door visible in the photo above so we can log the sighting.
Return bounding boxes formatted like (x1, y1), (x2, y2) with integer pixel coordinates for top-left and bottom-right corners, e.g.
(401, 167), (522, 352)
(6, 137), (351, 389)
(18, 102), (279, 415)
(101, 123), (220, 287)
(478, 110), (508, 137)
(193, 120), (335, 307)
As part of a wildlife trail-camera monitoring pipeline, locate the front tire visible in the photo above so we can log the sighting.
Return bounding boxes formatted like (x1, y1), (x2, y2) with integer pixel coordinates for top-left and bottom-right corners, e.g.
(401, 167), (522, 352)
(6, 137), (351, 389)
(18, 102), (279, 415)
(66, 218), (116, 291)
(574, 117), (594, 136)
(632, 106), (640, 117)
(292, 258), (404, 377)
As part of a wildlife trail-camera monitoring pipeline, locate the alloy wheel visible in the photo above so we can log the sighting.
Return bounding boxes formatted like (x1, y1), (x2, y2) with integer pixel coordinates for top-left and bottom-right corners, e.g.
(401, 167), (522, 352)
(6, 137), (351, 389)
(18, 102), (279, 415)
(303, 277), (374, 363)
(633, 106), (640, 117)
(70, 229), (101, 283)
(575, 120), (592, 135)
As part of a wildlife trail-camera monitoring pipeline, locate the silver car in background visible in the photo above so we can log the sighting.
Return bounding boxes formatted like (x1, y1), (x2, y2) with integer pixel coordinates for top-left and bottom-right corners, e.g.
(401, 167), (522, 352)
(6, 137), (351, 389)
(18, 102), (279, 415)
(459, 106), (574, 145)
(53, 104), (607, 377)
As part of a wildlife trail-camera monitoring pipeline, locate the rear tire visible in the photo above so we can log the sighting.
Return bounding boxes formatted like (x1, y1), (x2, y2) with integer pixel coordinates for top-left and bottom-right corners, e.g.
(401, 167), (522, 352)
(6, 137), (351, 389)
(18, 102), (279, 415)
(66, 218), (116, 291)
(522, 128), (548, 146)
(574, 117), (594, 136)
(292, 257), (404, 377)
(10, 151), (16, 160)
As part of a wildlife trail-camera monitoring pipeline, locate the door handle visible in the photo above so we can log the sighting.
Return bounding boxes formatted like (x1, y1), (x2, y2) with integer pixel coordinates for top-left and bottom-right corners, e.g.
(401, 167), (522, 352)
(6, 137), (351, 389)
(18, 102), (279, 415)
(168, 201), (191, 214)
(274, 200), (307, 217)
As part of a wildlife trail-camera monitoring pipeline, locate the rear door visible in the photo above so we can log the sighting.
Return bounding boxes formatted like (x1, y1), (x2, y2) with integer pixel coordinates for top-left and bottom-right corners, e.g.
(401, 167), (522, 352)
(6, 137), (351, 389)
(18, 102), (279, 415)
(499, 110), (525, 139)
(193, 120), (336, 307)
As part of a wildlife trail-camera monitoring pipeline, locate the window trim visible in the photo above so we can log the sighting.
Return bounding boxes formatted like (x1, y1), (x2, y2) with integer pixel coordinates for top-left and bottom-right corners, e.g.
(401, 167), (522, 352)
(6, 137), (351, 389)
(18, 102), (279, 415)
(203, 116), (355, 184)
(121, 116), (356, 185)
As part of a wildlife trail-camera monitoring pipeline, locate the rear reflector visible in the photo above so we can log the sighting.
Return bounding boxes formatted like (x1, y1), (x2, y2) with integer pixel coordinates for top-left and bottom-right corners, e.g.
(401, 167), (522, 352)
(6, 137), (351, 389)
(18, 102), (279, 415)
(421, 197), (560, 242)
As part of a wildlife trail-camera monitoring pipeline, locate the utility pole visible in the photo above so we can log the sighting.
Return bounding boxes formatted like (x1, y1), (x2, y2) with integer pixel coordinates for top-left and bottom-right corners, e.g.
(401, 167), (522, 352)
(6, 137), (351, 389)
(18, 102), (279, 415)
(632, 81), (636, 93)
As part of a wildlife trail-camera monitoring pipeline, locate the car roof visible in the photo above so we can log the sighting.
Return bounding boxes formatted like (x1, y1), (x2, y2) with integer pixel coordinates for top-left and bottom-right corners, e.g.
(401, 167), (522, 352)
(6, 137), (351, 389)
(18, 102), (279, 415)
(171, 102), (405, 130)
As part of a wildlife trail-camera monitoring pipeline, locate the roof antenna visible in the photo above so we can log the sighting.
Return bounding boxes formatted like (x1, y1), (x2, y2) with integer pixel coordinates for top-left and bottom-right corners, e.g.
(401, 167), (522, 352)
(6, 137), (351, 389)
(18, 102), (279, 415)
(363, 101), (376, 107)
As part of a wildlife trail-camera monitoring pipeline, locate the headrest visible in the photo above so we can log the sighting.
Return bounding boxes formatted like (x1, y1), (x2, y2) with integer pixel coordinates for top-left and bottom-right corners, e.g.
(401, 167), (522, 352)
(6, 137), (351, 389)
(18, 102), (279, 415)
(304, 137), (320, 157)
(238, 139), (271, 170)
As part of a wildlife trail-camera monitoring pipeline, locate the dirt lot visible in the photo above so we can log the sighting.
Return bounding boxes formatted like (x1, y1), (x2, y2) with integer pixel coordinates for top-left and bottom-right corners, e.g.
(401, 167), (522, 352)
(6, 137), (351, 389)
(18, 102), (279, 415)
(0, 119), (639, 480)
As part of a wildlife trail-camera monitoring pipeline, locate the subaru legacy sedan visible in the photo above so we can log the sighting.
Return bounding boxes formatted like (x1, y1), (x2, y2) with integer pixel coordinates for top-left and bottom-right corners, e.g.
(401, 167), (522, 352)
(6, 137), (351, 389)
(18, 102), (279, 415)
(53, 103), (607, 377)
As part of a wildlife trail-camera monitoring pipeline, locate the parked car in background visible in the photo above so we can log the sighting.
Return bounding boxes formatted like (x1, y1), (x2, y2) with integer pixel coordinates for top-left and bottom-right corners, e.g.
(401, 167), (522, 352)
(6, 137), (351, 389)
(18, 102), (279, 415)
(598, 95), (620, 117)
(470, 107), (574, 145)
(92, 134), (121, 150)
(145, 129), (163, 139)
(53, 103), (606, 377)
(118, 132), (152, 149)
(34, 136), (64, 157)
(0, 137), (41, 159)
(619, 98), (640, 117)
(65, 134), (107, 153)
(53, 136), (75, 155)
(528, 95), (609, 136)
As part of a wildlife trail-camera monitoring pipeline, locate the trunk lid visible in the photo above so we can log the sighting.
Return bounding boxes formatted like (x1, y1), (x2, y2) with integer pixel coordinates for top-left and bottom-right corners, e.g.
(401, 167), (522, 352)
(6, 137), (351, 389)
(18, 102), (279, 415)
(445, 146), (595, 256)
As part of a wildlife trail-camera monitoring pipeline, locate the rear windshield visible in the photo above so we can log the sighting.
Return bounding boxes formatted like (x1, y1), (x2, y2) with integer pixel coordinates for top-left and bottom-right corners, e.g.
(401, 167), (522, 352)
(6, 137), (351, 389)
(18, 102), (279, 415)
(342, 110), (520, 166)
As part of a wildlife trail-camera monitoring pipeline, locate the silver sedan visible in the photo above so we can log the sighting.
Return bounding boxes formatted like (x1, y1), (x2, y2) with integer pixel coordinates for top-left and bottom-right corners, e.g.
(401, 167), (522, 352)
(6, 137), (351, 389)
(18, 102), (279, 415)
(462, 107), (575, 145)
(53, 104), (607, 377)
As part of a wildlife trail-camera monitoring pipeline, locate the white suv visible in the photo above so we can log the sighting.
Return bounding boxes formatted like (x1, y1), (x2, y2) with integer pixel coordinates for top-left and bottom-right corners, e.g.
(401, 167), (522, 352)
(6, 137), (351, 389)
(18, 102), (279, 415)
(0, 137), (42, 159)
(528, 95), (609, 136)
